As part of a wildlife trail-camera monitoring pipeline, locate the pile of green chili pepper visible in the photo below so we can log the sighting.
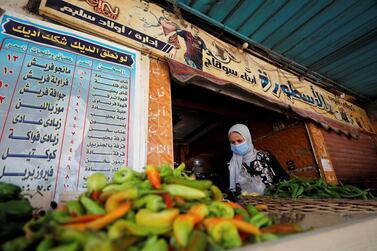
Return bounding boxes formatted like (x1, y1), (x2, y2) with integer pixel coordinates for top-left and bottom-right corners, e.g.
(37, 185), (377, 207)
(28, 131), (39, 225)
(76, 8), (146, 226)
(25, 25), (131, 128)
(2, 164), (301, 251)
(265, 177), (375, 200)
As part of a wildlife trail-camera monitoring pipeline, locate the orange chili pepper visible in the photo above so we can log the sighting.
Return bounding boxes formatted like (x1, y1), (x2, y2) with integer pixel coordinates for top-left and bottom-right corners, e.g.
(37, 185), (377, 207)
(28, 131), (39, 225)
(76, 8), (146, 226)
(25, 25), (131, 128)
(88, 202), (131, 230)
(187, 204), (209, 220)
(225, 201), (245, 210)
(105, 188), (138, 212)
(67, 214), (103, 224)
(255, 204), (268, 211)
(145, 165), (161, 189)
(231, 218), (261, 235)
(204, 218), (260, 235)
(64, 202), (132, 231)
(63, 222), (87, 231)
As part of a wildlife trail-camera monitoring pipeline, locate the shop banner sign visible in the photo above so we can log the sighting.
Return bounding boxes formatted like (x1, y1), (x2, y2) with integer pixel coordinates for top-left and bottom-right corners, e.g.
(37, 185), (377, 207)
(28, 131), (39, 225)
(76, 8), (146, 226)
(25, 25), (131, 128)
(0, 12), (141, 202)
(39, 0), (374, 134)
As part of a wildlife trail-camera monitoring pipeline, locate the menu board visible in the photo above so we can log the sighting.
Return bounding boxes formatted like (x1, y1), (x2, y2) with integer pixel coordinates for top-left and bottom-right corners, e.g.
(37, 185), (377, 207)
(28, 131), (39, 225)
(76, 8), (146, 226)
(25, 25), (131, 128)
(0, 12), (143, 202)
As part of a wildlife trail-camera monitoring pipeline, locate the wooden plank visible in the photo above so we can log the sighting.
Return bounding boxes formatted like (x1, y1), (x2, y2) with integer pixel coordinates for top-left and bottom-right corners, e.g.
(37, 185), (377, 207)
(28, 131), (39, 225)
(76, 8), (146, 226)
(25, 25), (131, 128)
(305, 122), (338, 184)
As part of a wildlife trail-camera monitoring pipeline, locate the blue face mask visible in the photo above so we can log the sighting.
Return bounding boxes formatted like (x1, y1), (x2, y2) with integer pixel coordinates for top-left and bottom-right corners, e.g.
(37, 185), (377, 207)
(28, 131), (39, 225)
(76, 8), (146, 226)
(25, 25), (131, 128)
(230, 141), (250, 156)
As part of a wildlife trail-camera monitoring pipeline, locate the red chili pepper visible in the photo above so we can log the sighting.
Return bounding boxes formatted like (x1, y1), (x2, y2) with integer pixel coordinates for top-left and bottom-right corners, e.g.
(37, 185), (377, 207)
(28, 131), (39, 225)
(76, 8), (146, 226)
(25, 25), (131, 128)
(91, 191), (102, 201)
(145, 165), (161, 189)
(233, 214), (244, 221)
(261, 224), (300, 234)
(233, 214), (249, 241)
(163, 193), (173, 208)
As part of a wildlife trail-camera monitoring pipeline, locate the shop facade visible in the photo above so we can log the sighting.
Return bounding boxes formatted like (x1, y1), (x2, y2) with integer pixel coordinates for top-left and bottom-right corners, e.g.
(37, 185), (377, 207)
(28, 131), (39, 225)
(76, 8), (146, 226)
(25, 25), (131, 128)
(0, 0), (376, 207)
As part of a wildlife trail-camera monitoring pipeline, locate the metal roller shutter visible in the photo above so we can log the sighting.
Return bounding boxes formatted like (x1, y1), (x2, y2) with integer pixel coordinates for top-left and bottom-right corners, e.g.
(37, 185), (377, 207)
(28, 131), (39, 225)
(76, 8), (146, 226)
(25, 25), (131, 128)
(322, 129), (377, 185)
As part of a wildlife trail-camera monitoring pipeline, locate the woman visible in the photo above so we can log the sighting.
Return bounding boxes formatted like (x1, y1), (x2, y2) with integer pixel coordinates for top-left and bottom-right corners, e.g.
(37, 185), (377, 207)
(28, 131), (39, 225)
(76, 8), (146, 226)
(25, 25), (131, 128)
(228, 124), (289, 198)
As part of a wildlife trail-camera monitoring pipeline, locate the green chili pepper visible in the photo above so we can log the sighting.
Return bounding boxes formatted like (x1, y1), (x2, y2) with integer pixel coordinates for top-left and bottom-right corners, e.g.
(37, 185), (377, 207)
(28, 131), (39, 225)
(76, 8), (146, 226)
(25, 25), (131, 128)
(135, 208), (180, 228)
(138, 180), (153, 190)
(266, 177), (374, 200)
(163, 176), (212, 190)
(207, 236), (223, 251)
(113, 167), (143, 184)
(105, 187), (139, 212)
(188, 203), (209, 218)
(102, 179), (142, 193)
(125, 209), (136, 221)
(291, 184), (299, 198)
(246, 205), (259, 216)
(48, 242), (79, 251)
(2, 236), (35, 251)
(207, 221), (241, 249)
(295, 186), (305, 198)
(187, 230), (208, 251)
(67, 200), (84, 216)
(173, 214), (197, 248)
(57, 229), (87, 245)
(108, 220), (171, 239)
(161, 184), (207, 200)
(158, 164), (174, 177)
(36, 236), (54, 251)
(234, 208), (250, 221)
(51, 210), (72, 224)
(249, 213), (272, 228)
(141, 236), (168, 251)
(208, 202), (234, 218)
(86, 173), (108, 193)
(79, 196), (106, 215)
(133, 194), (166, 212)
(260, 233), (280, 242)
(84, 233), (113, 251)
(210, 185), (223, 201)
(173, 163), (186, 177)
(128, 246), (139, 251)
(362, 193), (368, 200)
(23, 212), (52, 239)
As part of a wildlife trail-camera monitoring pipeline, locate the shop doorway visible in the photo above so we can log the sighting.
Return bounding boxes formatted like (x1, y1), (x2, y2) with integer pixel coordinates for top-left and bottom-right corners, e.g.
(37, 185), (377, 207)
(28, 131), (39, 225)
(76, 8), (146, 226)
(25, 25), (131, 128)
(171, 82), (319, 191)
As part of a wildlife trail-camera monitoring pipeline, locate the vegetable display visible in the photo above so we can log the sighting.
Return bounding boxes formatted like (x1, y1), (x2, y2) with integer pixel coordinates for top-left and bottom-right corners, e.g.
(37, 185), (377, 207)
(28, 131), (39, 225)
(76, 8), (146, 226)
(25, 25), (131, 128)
(265, 177), (375, 200)
(2, 164), (301, 251)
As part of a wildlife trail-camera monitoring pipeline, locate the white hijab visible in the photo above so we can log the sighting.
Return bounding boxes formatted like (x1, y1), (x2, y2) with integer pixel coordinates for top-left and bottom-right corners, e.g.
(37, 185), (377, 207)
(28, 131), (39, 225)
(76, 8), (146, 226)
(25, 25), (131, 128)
(228, 124), (258, 192)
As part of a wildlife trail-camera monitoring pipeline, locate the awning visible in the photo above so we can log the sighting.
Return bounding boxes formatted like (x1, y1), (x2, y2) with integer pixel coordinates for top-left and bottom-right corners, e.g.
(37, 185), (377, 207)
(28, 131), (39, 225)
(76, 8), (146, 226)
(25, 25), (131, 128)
(167, 59), (361, 137)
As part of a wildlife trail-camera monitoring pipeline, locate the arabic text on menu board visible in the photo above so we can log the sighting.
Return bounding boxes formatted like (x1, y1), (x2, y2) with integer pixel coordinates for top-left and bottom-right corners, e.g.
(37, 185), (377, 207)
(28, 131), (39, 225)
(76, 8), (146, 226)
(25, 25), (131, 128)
(0, 14), (137, 201)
